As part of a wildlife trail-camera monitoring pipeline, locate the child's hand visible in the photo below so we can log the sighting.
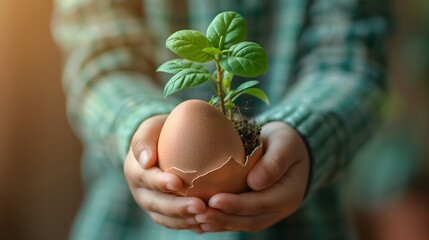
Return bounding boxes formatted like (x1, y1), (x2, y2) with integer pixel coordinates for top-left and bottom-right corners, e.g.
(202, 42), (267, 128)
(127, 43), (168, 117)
(194, 121), (310, 232)
(124, 115), (206, 232)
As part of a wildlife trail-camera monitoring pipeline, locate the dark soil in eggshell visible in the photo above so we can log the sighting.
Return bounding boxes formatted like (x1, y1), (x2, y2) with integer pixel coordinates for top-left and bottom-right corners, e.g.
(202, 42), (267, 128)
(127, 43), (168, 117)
(232, 115), (262, 156)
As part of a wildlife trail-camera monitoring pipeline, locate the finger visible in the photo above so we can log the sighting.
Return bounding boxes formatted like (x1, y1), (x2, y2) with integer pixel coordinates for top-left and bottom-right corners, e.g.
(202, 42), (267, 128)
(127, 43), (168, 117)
(134, 188), (206, 218)
(125, 150), (182, 192)
(196, 208), (279, 232)
(209, 161), (308, 216)
(247, 121), (305, 190)
(148, 212), (199, 230)
(140, 168), (183, 192)
(131, 115), (167, 168)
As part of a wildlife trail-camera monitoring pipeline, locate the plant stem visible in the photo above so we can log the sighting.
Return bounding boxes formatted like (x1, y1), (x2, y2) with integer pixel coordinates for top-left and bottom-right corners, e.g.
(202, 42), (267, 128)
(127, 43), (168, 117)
(215, 56), (226, 115)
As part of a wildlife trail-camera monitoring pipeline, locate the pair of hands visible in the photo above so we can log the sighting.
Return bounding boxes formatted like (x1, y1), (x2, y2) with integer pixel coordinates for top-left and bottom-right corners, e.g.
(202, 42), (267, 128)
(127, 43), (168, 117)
(124, 115), (310, 233)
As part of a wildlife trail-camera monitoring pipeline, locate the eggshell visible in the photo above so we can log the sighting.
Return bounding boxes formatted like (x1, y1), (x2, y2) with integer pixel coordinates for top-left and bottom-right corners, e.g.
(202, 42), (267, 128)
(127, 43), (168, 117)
(186, 144), (263, 202)
(158, 99), (261, 202)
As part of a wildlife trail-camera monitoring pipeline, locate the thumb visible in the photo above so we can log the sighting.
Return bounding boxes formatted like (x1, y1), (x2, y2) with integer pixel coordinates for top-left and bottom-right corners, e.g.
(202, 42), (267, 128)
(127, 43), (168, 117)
(131, 115), (168, 169)
(132, 140), (157, 169)
(247, 122), (298, 190)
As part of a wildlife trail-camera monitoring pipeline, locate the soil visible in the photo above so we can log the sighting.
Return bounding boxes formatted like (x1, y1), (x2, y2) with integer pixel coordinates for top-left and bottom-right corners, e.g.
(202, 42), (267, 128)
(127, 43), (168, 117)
(232, 114), (261, 156)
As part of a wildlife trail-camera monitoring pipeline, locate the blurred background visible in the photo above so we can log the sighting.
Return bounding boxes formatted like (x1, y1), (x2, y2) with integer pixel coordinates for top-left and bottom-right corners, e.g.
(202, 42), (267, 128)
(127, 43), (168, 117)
(0, 1), (82, 239)
(0, 0), (427, 239)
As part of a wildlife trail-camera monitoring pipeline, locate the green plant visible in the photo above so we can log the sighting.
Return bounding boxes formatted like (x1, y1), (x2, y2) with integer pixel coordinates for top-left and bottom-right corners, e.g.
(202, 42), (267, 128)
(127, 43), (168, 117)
(157, 11), (269, 122)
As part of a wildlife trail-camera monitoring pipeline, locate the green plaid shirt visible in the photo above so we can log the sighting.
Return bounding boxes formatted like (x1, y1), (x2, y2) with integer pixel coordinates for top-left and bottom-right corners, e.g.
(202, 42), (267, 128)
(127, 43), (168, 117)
(52, 0), (390, 239)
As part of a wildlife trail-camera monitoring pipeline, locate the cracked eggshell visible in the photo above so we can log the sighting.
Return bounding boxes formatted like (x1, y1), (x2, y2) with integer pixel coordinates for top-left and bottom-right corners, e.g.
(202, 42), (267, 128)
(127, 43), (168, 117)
(185, 143), (263, 202)
(158, 99), (254, 202)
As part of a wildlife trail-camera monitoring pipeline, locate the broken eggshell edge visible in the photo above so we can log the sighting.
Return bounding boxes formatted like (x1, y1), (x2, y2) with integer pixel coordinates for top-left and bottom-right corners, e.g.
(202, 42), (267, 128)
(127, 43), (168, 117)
(165, 142), (264, 202)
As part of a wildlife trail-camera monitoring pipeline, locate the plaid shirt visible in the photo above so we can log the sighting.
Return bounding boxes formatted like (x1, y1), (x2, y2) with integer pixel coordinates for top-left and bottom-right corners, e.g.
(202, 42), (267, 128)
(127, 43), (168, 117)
(52, 0), (390, 239)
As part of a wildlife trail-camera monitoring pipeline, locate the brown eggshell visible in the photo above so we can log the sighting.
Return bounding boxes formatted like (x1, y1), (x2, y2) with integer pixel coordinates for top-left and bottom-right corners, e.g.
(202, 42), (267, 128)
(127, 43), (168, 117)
(186, 143), (263, 202)
(158, 99), (260, 201)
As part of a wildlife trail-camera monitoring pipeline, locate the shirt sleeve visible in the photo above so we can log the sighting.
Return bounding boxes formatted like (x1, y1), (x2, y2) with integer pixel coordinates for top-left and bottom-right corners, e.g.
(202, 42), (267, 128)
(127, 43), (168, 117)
(51, 0), (179, 168)
(257, 0), (391, 200)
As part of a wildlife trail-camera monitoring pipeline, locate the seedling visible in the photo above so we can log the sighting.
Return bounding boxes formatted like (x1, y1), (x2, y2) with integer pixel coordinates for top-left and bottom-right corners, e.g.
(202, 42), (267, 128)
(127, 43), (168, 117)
(157, 11), (269, 154)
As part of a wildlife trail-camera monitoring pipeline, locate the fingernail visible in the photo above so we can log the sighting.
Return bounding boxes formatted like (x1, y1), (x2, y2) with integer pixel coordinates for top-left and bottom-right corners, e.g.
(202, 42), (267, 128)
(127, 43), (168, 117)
(166, 182), (178, 192)
(195, 214), (206, 223)
(187, 206), (202, 215)
(208, 198), (220, 208)
(139, 149), (150, 168)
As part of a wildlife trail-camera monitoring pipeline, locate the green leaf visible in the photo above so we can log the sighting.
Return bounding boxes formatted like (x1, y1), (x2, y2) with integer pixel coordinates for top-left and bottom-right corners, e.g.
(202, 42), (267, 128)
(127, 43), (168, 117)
(164, 69), (212, 96)
(232, 88), (270, 105)
(224, 91), (234, 102)
(209, 96), (219, 105)
(224, 102), (235, 110)
(224, 80), (259, 101)
(166, 30), (214, 63)
(203, 47), (222, 56)
(234, 80), (259, 93)
(206, 11), (246, 49)
(220, 42), (268, 77)
(157, 59), (208, 74)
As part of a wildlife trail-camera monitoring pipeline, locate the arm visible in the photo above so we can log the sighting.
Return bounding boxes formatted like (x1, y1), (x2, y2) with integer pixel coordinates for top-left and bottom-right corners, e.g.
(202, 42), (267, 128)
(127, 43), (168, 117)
(51, 0), (178, 169)
(52, 1), (206, 231)
(256, 0), (391, 198)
